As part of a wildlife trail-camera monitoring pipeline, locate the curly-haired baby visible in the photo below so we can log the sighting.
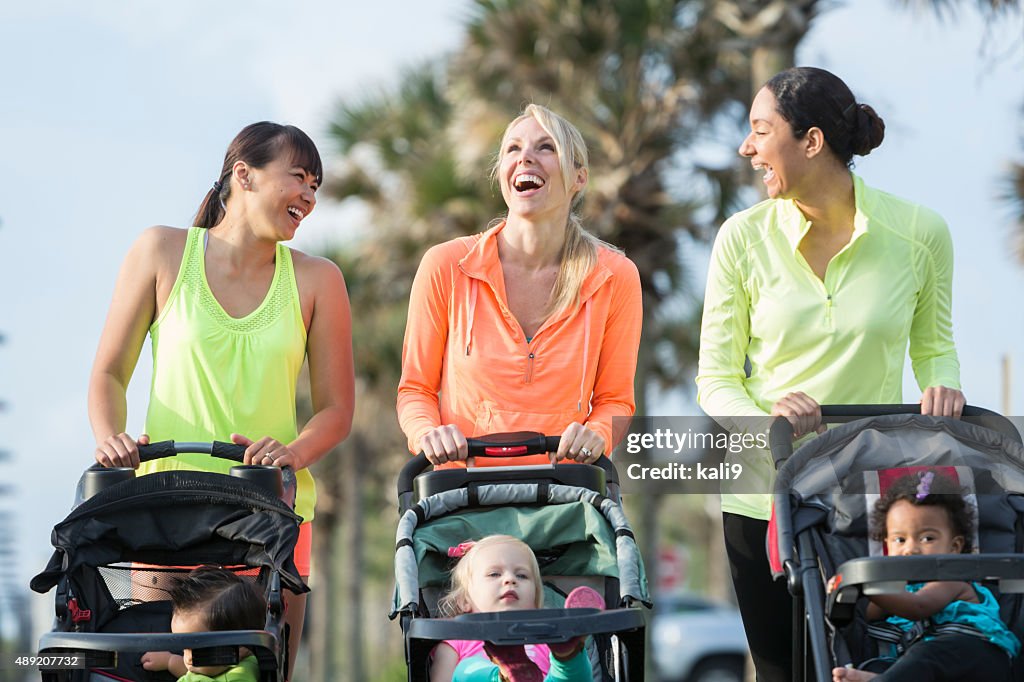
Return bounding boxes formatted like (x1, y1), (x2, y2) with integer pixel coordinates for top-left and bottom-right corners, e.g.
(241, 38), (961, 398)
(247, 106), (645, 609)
(833, 471), (1019, 681)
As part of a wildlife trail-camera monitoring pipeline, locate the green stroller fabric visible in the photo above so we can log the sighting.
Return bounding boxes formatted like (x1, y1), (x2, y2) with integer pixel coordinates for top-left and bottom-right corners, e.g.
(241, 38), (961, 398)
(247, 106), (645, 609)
(413, 502), (620, 587)
(392, 482), (650, 617)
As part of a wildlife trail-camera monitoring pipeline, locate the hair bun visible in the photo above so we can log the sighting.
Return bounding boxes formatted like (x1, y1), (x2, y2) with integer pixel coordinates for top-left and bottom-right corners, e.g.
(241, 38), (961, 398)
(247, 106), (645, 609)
(851, 103), (885, 156)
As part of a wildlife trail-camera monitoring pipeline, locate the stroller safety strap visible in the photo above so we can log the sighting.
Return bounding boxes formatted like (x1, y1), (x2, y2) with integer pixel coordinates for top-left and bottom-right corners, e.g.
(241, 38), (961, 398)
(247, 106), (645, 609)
(867, 619), (990, 656)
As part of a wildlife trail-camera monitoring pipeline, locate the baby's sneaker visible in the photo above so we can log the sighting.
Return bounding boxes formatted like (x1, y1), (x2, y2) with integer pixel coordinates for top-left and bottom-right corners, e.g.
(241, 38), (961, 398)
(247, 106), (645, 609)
(549, 586), (606, 661)
(563, 585), (605, 611)
(483, 642), (543, 682)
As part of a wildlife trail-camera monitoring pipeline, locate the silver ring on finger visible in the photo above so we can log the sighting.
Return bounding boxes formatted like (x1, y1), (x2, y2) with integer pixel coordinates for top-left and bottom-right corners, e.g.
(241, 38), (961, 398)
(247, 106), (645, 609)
(579, 447), (592, 459)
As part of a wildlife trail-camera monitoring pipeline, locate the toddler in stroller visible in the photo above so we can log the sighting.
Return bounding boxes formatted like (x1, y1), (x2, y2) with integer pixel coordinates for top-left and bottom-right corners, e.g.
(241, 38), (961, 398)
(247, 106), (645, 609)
(30, 442), (307, 682)
(432, 534), (604, 681)
(830, 470), (1020, 681)
(392, 432), (650, 682)
(768, 406), (1024, 682)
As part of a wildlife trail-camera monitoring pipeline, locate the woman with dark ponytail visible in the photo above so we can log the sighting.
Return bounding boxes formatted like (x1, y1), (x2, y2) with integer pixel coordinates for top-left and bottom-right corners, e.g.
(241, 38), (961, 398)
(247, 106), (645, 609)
(696, 67), (964, 681)
(88, 122), (354, 680)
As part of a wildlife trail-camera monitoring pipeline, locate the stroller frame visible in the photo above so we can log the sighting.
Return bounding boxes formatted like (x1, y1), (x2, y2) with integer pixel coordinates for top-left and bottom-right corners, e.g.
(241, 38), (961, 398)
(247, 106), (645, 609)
(31, 441), (307, 682)
(769, 405), (1024, 682)
(392, 433), (649, 682)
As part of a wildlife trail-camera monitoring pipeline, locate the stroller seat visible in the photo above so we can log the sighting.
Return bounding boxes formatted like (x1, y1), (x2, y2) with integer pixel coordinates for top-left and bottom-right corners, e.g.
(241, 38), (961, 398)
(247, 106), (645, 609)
(392, 433), (651, 682)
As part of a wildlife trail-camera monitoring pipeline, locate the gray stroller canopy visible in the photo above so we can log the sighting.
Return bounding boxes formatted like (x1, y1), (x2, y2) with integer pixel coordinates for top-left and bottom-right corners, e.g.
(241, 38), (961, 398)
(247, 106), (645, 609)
(773, 414), (1024, 572)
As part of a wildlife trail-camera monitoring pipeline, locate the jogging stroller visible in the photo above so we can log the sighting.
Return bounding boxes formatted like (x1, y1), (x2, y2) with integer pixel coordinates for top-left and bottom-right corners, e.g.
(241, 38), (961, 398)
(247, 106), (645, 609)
(768, 405), (1024, 682)
(30, 441), (309, 682)
(391, 432), (651, 682)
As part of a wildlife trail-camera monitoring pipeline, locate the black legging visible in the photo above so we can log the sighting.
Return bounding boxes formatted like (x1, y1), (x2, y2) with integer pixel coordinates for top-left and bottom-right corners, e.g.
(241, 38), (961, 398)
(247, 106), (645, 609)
(723, 512), (794, 682)
(870, 633), (1013, 681)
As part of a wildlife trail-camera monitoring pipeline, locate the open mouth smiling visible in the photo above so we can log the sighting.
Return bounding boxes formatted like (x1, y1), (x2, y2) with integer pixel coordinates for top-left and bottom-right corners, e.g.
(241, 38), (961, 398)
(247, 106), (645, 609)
(752, 163), (775, 182)
(513, 173), (545, 193)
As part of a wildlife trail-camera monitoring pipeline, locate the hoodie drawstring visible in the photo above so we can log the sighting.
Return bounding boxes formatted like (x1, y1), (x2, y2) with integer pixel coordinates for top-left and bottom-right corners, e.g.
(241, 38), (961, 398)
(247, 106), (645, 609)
(466, 279), (478, 356)
(578, 299), (591, 413)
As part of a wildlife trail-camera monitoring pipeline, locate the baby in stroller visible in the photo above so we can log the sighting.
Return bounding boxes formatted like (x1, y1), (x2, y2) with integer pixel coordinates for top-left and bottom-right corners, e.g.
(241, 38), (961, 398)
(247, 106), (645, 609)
(141, 566), (267, 681)
(768, 408), (1024, 682)
(831, 471), (1020, 682)
(431, 535), (603, 682)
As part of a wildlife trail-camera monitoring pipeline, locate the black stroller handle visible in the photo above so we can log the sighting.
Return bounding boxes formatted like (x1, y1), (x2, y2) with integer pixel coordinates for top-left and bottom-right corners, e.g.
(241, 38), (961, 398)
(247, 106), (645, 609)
(768, 404), (1012, 467)
(79, 440), (297, 508)
(396, 431), (617, 497)
(137, 440), (248, 463)
(86, 441), (250, 472)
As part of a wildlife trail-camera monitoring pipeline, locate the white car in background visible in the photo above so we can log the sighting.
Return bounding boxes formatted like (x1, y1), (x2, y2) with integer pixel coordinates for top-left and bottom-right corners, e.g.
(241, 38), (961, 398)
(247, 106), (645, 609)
(651, 592), (748, 682)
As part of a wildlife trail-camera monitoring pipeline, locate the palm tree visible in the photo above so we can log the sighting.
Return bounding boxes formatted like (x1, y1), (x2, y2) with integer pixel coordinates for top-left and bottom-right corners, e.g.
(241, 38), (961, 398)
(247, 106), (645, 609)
(1004, 152), (1024, 264)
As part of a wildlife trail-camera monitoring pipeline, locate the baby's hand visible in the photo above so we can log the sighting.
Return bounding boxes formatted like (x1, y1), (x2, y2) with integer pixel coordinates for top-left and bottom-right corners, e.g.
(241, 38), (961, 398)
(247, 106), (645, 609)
(141, 651), (171, 671)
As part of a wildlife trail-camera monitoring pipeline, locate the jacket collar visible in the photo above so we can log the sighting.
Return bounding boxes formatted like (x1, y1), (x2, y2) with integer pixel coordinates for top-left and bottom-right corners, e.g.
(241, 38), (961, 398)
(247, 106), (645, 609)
(459, 220), (614, 316)
(777, 173), (872, 252)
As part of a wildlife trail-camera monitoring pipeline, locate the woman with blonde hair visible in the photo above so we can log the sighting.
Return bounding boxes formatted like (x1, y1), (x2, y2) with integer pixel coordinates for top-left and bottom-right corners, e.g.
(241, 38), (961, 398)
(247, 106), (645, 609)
(398, 104), (642, 466)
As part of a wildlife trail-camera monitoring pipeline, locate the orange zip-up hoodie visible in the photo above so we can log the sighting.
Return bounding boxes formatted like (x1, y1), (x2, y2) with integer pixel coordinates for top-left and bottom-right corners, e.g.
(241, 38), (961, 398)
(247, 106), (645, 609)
(397, 222), (642, 466)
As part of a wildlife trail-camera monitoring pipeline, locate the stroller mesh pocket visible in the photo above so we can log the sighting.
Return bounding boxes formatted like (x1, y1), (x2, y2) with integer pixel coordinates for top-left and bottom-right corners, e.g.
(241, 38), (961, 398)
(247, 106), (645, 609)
(97, 564), (263, 610)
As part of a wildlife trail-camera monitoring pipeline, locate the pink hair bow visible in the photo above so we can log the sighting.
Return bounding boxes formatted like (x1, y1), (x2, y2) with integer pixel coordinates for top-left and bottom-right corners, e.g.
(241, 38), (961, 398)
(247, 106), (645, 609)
(916, 471), (935, 500)
(447, 541), (476, 558)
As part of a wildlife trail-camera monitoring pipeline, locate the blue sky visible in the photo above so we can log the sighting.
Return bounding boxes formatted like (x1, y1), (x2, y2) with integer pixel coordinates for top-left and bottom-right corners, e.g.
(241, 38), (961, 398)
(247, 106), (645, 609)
(1, 0), (1022, 631)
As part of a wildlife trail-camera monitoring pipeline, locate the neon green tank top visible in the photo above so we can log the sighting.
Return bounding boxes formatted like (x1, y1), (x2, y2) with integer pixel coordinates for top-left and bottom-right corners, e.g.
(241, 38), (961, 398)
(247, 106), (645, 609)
(140, 226), (316, 522)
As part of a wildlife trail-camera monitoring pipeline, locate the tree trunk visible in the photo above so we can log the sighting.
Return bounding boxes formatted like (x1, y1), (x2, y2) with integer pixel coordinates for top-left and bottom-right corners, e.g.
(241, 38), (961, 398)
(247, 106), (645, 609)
(305, 454), (337, 675)
(630, 311), (661, 678)
(631, 315), (660, 576)
(341, 433), (365, 682)
(750, 44), (796, 98)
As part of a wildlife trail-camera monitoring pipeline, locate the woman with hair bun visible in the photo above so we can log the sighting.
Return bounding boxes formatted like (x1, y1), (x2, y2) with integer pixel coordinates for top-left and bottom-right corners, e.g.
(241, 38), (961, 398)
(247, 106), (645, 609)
(696, 67), (964, 681)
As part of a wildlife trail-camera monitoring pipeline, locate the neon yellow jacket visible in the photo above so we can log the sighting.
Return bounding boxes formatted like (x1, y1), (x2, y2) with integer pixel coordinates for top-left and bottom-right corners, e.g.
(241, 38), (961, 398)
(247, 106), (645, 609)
(177, 654), (258, 682)
(696, 175), (960, 518)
